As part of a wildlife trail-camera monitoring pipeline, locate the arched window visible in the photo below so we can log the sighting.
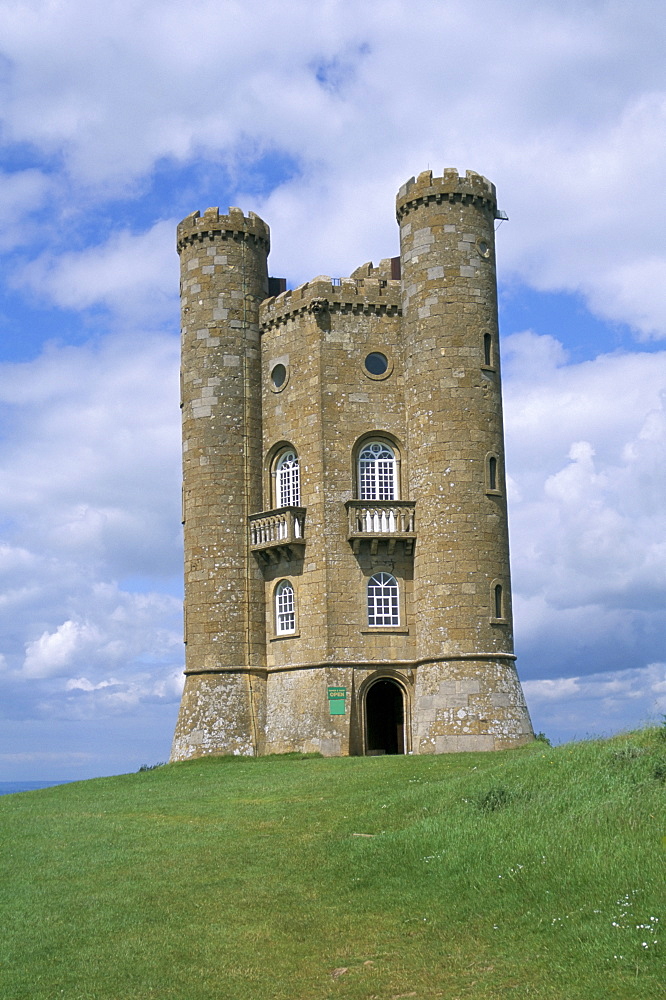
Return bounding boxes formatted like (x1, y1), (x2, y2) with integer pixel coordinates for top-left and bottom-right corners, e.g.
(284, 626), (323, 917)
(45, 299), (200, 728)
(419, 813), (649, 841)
(489, 455), (497, 491)
(486, 452), (501, 494)
(483, 332), (493, 367)
(276, 450), (300, 507)
(275, 580), (296, 634)
(359, 442), (396, 501)
(367, 572), (399, 627)
(494, 583), (503, 620)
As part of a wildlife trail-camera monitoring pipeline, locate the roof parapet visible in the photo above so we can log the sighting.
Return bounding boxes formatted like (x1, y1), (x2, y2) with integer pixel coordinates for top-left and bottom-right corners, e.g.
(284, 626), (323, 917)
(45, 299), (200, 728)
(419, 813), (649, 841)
(260, 273), (401, 329)
(177, 206), (270, 253)
(396, 168), (497, 222)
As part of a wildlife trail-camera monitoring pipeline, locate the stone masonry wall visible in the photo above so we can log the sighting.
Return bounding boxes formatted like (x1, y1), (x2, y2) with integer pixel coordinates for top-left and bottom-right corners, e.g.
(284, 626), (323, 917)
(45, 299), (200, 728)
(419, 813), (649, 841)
(397, 168), (531, 750)
(171, 208), (269, 758)
(171, 171), (534, 761)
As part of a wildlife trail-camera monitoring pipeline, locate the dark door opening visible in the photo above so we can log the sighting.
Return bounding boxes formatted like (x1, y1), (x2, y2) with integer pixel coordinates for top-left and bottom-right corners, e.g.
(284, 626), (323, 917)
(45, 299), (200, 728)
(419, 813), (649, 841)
(365, 679), (405, 755)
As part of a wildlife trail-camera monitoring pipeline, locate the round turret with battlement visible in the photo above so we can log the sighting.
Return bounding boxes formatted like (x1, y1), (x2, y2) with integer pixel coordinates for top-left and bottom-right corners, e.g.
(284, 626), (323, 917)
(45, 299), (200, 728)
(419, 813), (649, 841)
(171, 207), (270, 760)
(398, 168), (531, 750)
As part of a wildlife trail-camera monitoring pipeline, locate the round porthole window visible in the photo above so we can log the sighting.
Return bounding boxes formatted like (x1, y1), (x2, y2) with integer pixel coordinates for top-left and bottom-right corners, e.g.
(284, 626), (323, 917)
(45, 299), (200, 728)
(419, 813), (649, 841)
(270, 363), (288, 391)
(478, 240), (491, 259)
(363, 352), (393, 380)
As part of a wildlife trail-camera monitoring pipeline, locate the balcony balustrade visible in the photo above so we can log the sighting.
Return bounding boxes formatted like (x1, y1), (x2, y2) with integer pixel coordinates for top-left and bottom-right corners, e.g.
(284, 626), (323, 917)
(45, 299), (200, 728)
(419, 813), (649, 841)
(345, 500), (416, 555)
(249, 507), (306, 563)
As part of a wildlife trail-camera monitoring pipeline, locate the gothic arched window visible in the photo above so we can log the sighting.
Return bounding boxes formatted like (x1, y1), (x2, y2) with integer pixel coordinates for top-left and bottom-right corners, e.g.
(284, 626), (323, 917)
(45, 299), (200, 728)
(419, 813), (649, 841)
(358, 442), (396, 501)
(367, 572), (400, 627)
(494, 583), (503, 620)
(483, 331), (493, 367)
(489, 455), (498, 491)
(275, 580), (296, 634)
(276, 450), (300, 508)
(485, 452), (501, 494)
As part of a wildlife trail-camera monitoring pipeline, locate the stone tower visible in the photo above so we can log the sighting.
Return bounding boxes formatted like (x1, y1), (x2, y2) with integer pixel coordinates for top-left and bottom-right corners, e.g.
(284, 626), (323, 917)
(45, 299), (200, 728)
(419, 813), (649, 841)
(175, 207), (269, 755)
(171, 169), (533, 760)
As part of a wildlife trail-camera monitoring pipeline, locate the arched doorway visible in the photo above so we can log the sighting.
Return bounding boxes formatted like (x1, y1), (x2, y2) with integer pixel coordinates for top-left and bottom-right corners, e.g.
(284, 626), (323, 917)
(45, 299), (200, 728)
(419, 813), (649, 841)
(365, 678), (405, 755)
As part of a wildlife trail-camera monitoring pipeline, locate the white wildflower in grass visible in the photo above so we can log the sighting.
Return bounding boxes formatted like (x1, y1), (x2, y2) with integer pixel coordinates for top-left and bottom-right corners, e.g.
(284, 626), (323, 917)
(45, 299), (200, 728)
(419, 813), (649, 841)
(606, 889), (661, 963)
(496, 861), (526, 881)
(548, 886), (661, 966)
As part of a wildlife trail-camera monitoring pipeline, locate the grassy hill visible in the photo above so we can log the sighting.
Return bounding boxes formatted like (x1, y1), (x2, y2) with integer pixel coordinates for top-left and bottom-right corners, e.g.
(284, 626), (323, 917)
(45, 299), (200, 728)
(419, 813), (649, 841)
(1, 729), (664, 1000)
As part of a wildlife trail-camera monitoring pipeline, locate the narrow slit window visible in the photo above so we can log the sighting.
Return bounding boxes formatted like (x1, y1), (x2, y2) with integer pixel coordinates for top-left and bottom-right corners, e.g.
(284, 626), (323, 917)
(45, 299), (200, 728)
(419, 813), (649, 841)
(494, 583), (503, 620)
(489, 455), (497, 491)
(367, 572), (399, 627)
(276, 581), (296, 634)
(483, 332), (492, 367)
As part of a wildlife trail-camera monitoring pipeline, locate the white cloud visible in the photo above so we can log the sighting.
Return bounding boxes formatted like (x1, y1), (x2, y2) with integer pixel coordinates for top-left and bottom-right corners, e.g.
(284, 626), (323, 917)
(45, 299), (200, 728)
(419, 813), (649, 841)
(66, 677), (117, 692)
(504, 334), (666, 687)
(7, 579), (183, 681)
(1, 0), (666, 773)
(3, 577), (183, 727)
(0, 331), (181, 575)
(15, 220), (178, 322)
(24, 620), (102, 679)
(0, 169), (56, 250)
(523, 663), (666, 742)
(0, 1), (665, 335)
(586, 255), (666, 342)
(0, 333), (184, 748)
(64, 668), (184, 704)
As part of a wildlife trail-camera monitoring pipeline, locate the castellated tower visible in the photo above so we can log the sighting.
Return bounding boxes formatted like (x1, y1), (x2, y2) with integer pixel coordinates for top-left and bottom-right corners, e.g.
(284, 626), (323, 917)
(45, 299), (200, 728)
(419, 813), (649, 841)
(170, 170), (533, 760)
(173, 208), (269, 757)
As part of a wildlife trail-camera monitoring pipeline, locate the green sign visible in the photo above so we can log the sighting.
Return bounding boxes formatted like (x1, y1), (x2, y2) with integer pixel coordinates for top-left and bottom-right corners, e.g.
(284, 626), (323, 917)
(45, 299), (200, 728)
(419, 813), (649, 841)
(327, 686), (347, 716)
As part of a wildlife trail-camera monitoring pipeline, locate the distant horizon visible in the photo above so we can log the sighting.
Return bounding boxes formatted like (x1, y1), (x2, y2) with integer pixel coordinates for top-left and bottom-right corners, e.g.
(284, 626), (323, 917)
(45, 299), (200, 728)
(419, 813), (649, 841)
(0, 779), (79, 795)
(4, 716), (664, 788)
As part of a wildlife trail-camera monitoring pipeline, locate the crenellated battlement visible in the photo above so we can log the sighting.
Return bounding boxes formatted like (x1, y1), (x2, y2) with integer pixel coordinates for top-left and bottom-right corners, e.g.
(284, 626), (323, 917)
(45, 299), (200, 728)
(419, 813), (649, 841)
(177, 206), (270, 253)
(396, 168), (497, 222)
(172, 165), (534, 764)
(350, 257), (399, 281)
(260, 273), (401, 329)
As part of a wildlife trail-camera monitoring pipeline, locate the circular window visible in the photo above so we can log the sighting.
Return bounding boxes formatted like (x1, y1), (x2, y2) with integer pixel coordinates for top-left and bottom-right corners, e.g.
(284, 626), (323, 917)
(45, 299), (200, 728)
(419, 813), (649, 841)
(270, 363), (288, 391)
(363, 352), (393, 380)
(477, 240), (491, 259)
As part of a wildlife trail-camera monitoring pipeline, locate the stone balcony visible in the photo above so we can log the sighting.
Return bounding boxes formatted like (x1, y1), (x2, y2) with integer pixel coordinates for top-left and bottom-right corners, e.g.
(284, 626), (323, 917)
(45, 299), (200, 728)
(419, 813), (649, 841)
(249, 507), (306, 563)
(345, 500), (416, 555)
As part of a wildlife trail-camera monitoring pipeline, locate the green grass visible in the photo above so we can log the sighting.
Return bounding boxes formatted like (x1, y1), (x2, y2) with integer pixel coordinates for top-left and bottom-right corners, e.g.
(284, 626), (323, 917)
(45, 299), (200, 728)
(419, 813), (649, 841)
(1, 730), (664, 1000)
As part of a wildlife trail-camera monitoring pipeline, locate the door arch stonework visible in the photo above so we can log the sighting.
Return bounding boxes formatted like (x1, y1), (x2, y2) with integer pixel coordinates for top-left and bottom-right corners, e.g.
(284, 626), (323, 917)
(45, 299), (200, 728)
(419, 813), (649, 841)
(358, 672), (412, 755)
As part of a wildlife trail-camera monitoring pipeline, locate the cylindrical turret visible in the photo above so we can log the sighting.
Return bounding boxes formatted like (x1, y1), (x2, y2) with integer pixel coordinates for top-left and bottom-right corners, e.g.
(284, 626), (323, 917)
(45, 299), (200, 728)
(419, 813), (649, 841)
(170, 207), (269, 759)
(398, 169), (532, 750)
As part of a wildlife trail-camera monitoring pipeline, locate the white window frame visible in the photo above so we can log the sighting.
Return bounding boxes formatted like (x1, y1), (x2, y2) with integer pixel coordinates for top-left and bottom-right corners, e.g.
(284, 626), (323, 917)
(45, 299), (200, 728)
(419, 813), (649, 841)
(358, 441), (397, 501)
(275, 580), (296, 634)
(276, 450), (300, 508)
(367, 572), (400, 627)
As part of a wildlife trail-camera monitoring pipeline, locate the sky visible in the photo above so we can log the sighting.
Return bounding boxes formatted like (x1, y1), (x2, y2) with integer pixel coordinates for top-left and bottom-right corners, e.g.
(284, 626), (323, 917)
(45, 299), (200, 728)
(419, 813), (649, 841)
(0, 0), (665, 780)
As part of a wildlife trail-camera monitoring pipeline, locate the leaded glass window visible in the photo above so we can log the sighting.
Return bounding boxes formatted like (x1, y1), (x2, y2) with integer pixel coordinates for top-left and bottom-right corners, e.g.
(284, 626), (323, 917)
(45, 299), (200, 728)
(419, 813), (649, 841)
(276, 580), (296, 634)
(359, 442), (396, 501)
(276, 451), (300, 507)
(367, 572), (399, 627)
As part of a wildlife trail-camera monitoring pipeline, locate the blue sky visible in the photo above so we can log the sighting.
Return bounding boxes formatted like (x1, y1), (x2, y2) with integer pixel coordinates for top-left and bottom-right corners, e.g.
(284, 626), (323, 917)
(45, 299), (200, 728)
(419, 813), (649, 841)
(1, 0), (665, 779)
